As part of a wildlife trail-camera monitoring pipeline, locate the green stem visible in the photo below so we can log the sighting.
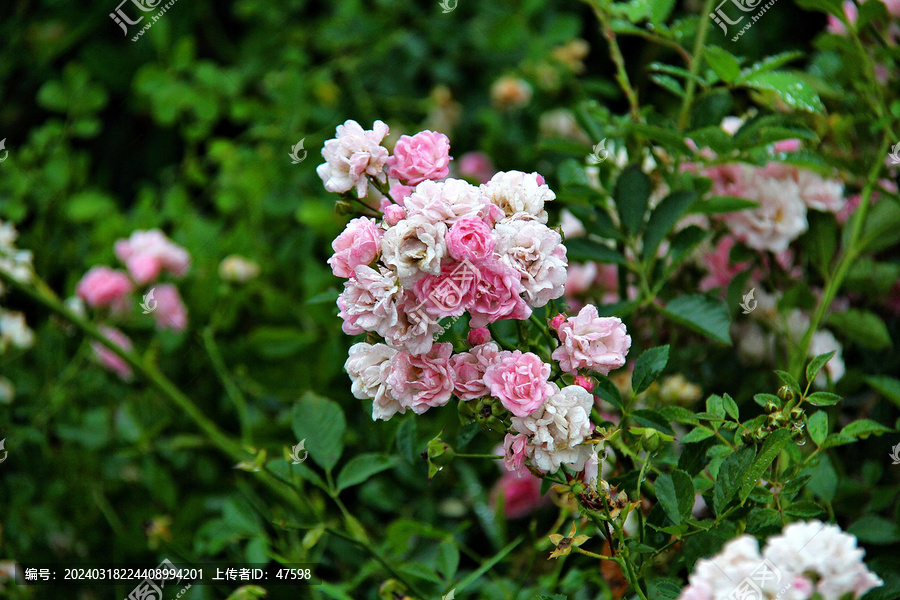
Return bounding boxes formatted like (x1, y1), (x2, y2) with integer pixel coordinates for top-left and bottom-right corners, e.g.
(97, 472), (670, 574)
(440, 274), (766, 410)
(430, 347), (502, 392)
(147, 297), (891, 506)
(586, 0), (641, 122)
(678, 0), (717, 130)
(325, 526), (426, 598)
(201, 326), (251, 445)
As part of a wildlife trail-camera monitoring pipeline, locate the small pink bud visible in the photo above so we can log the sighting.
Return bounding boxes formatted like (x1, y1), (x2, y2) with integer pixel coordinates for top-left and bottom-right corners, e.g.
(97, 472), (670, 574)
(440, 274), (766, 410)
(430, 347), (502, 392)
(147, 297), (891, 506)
(467, 327), (492, 346)
(549, 314), (567, 332)
(384, 204), (406, 226)
(574, 375), (594, 392)
(535, 173), (545, 186)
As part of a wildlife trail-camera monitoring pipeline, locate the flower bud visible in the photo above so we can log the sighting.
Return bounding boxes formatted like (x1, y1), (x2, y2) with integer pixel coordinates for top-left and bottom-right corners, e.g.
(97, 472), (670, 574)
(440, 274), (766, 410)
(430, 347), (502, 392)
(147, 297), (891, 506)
(789, 407), (803, 421)
(426, 438), (455, 467)
(765, 400), (779, 414)
(549, 314), (566, 333)
(642, 430), (661, 453)
(741, 429), (755, 444)
(467, 327), (492, 346)
(574, 375), (595, 392)
(777, 386), (795, 402)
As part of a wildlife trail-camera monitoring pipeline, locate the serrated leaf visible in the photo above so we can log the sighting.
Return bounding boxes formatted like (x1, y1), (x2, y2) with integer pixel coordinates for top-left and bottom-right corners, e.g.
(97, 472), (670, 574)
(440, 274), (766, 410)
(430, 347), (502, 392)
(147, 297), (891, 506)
(396, 417), (418, 464)
(686, 195), (759, 214)
(866, 376), (900, 408)
(736, 51), (805, 82)
(753, 393), (782, 410)
(655, 470), (694, 525)
(807, 411), (828, 447)
(643, 191), (697, 260)
(714, 446), (755, 515)
(783, 501), (826, 518)
(632, 409), (676, 436)
(335, 453), (399, 492)
(565, 237), (628, 265)
(664, 295), (732, 344)
(594, 374), (624, 410)
(827, 309), (892, 350)
(806, 392), (841, 407)
(660, 406), (700, 426)
(821, 433), (857, 449)
(632, 346), (670, 395)
(841, 419), (892, 439)
(774, 370), (802, 394)
(436, 540), (460, 581)
(292, 392), (346, 472)
(614, 165), (653, 235)
(680, 427), (716, 444)
(722, 394), (740, 420)
(806, 351), (836, 386)
(741, 71), (824, 113)
(739, 429), (791, 502)
(705, 46), (741, 83)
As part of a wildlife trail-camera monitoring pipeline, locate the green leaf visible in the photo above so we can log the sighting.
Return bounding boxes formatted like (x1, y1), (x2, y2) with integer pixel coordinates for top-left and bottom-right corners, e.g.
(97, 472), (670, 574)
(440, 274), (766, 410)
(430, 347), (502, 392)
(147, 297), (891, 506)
(249, 327), (314, 359)
(292, 392), (346, 472)
(66, 191), (117, 222)
(632, 409), (676, 436)
(739, 429), (792, 502)
(650, 0), (677, 23)
(654, 470), (694, 525)
(659, 406), (700, 426)
(821, 433), (857, 449)
(741, 72), (825, 113)
(395, 417), (418, 464)
(722, 393), (739, 420)
(436, 540), (460, 580)
(632, 346), (670, 395)
(805, 392), (841, 406)
(680, 427), (716, 444)
(774, 370), (802, 395)
(753, 393), (782, 410)
(593, 374), (624, 410)
(847, 516), (900, 544)
(806, 351), (836, 386)
(827, 309), (892, 350)
(663, 295), (732, 345)
(565, 238), (628, 265)
(686, 196), (759, 215)
(642, 191), (697, 261)
(455, 538), (523, 593)
(866, 376), (900, 408)
(807, 411), (828, 447)
(783, 501), (826, 518)
(714, 446), (755, 515)
(690, 89), (733, 129)
(704, 46), (741, 83)
(706, 395), (726, 418)
(614, 165), (653, 235)
(860, 199), (900, 253)
(841, 419), (892, 439)
(735, 51), (805, 82)
(662, 226), (710, 280)
(335, 453), (400, 492)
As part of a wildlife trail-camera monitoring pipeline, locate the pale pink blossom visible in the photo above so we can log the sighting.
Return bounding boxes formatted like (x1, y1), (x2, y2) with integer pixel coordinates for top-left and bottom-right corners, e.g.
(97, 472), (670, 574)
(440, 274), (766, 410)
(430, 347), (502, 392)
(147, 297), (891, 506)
(467, 327), (491, 346)
(797, 170), (845, 213)
(468, 260), (532, 328)
(492, 471), (545, 519)
(389, 183), (415, 204)
(551, 306), (631, 375)
(483, 350), (554, 417)
(511, 384), (594, 473)
(828, 1), (858, 34)
(380, 289), (444, 354)
(565, 262), (598, 297)
(699, 237), (752, 292)
(386, 130), (452, 185)
(502, 433), (529, 477)
(493, 220), (567, 307)
(337, 265), (401, 335)
(345, 342), (403, 421)
(114, 229), (190, 284)
(152, 284), (188, 332)
(705, 164), (748, 197)
(380, 216), (447, 288)
(773, 138), (802, 153)
(404, 178), (501, 226)
(458, 152), (496, 184)
(316, 119), (390, 197)
(722, 174), (808, 252)
(387, 343), (454, 414)
(446, 216), (495, 264)
(481, 171), (555, 223)
(449, 342), (501, 401)
(412, 260), (480, 320)
(91, 326), (133, 381)
(383, 204), (406, 226)
(560, 209), (586, 238)
(76, 267), (133, 310)
(327, 217), (383, 279)
(837, 194), (862, 225)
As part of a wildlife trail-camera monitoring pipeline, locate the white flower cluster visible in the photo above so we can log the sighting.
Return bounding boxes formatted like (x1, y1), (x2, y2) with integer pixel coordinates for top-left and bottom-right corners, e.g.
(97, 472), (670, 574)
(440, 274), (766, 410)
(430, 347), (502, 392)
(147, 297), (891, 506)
(679, 520), (882, 600)
(0, 220), (34, 352)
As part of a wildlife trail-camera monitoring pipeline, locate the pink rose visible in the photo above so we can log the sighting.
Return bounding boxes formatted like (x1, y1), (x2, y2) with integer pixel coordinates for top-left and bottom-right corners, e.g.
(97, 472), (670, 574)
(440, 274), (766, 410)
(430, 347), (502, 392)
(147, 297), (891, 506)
(383, 204), (406, 226)
(316, 120), (390, 198)
(386, 130), (452, 185)
(386, 343), (454, 414)
(91, 326), (133, 381)
(458, 152), (495, 184)
(152, 284), (188, 332)
(483, 350), (554, 417)
(389, 183), (414, 204)
(327, 217), (383, 278)
(491, 471), (546, 519)
(574, 375), (594, 392)
(337, 265), (400, 336)
(76, 267), (133, 310)
(446, 216), (495, 264)
(114, 229), (190, 284)
(449, 342), (500, 401)
(502, 433), (529, 477)
(551, 305), (631, 375)
(699, 237), (752, 293)
(468, 260), (531, 328)
(467, 327), (491, 346)
(413, 260), (480, 320)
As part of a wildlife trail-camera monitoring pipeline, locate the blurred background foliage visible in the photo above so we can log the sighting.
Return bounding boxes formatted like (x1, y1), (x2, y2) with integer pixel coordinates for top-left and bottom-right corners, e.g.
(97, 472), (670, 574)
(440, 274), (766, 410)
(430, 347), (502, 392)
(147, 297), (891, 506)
(1, 0), (897, 599)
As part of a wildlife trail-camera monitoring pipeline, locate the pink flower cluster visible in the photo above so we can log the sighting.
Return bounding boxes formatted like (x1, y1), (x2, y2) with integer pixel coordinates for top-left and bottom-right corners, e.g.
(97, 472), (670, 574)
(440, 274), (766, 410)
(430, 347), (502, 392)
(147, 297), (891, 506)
(75, 229), (190, 380)
(327, 121), (631, 478)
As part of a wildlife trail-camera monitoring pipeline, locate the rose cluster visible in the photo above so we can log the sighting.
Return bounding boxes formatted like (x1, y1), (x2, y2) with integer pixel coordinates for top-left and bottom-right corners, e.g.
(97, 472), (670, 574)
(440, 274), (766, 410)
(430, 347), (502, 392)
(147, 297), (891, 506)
(321, 120), (632, 477)
(679, 520), (882, 600)
(73, 229), (190, 380)
(0, 220), (35, 353)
